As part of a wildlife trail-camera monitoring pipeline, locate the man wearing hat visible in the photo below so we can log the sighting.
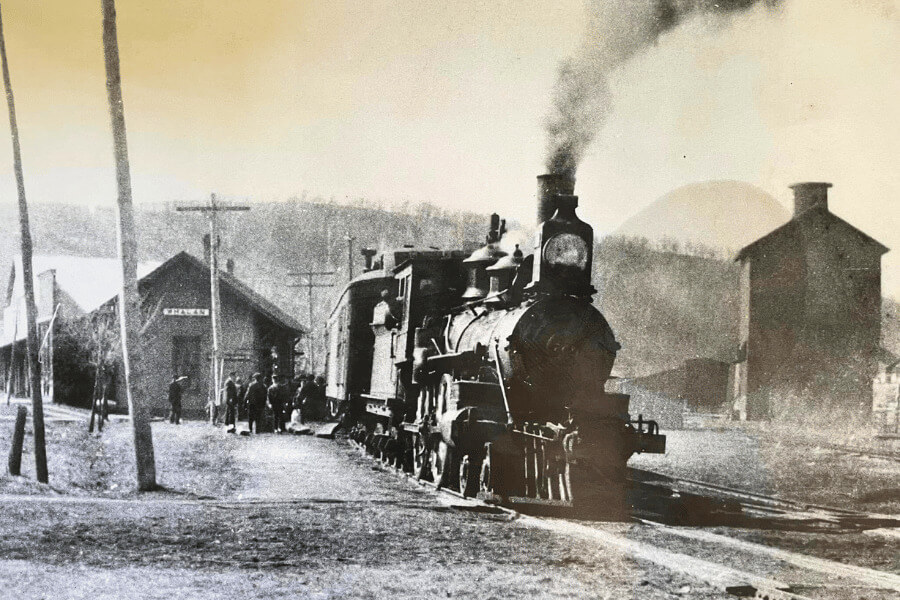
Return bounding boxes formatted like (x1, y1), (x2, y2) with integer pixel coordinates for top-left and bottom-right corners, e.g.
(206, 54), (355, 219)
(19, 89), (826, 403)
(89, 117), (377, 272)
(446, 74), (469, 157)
(223, 371), (239, 432)
(168, 374), (186, 424)
(267, 375), (289, 433)
(244, 372), (267, 434)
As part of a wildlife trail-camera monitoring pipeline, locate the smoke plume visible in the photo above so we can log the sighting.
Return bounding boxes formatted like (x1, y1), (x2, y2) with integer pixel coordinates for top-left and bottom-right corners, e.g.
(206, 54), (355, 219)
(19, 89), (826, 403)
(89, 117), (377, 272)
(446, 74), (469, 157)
(545, 0), (780, 176)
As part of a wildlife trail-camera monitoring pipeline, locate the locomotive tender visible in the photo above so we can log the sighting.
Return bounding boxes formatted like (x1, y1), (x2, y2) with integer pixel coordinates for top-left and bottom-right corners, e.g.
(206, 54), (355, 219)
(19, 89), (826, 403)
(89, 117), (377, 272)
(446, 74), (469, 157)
(325, 174), (665, 513)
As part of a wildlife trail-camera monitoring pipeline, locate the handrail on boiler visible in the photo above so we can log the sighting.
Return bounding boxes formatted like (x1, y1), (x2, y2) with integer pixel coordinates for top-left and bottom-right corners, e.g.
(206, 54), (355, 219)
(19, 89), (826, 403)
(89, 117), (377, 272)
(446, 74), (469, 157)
(491, 340), (514, 426)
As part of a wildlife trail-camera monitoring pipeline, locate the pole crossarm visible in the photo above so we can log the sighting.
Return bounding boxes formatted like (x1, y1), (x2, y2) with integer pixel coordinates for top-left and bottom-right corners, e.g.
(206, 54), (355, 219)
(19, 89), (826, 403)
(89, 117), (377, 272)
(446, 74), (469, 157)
(175, 206), (250, 212)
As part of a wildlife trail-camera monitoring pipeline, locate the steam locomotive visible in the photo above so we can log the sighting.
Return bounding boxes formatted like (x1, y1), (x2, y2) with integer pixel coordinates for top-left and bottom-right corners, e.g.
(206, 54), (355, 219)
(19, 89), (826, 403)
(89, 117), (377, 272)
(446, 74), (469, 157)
(324, 174), (665, 513)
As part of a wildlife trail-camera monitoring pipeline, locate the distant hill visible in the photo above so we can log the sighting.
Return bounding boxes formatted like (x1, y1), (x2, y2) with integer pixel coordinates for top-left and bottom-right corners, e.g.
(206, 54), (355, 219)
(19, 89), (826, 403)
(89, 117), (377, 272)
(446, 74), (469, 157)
(595, 236), (740, 377)
(0, 198), (490, 369)
(614, 181), (790, 253)
(3, 198), (896, 379)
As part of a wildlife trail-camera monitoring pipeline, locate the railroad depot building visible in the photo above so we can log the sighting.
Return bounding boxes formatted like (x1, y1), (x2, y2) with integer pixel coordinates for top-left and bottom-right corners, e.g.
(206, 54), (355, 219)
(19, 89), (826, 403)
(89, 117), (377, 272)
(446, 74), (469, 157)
(1, 252), (304, 417)
(732, 182), (889, 420)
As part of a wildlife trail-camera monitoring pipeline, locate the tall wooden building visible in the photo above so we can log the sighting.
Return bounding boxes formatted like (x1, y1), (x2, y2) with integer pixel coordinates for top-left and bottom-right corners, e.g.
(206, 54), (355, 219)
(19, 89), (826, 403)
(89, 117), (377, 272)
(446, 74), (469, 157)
(1, 252), (304, 417)
(733, 182), (888, 420)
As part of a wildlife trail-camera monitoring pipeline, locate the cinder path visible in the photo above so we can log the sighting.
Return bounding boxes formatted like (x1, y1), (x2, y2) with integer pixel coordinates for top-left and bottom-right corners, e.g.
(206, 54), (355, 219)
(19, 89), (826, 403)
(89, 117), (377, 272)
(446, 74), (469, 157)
(229, 431), (413, 502)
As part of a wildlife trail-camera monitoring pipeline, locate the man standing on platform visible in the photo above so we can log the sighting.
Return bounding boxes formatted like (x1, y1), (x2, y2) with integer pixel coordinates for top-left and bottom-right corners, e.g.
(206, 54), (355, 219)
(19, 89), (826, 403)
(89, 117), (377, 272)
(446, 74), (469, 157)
(223, 371), (238, 432)
(268, 375), (288, 433)
(168, 374), (183, 425)
(244, 372), (267, 434)
(296, 374), (318, 424)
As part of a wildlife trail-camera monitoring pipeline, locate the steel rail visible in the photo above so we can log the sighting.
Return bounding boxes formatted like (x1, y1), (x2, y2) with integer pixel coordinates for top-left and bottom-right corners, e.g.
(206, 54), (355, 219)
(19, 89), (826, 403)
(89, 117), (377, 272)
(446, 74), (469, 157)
(628, 468), (864, 517)
(636, 518), (900, 593)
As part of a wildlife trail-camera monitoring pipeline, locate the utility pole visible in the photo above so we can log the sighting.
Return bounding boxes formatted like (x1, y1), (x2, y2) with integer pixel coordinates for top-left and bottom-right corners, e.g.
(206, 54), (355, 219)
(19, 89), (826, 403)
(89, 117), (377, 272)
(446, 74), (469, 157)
(287, 270), (334, 372)
(0, 4), (48, 483)
(100, 0), (155, 490)
(346, 235), (355, 281)
(176, 194), (249, 414)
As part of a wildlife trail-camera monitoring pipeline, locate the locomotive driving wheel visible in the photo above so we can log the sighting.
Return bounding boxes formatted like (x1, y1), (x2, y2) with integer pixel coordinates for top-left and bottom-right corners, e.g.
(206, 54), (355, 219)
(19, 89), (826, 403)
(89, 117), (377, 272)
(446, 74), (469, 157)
(459, 454), (481, 498)
(327, 397), (340, 420)
(479, 450), (492, 494)
(430, 440), (453, 489)
(413, 434), (429, 480)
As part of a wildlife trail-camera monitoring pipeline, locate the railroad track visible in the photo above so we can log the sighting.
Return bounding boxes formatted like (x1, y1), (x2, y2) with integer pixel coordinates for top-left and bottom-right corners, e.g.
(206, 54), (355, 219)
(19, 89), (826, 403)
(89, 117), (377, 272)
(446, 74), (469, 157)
(625, 468), (900, 533)
(821, 442), (900, 463)
(350, 439), (900, 600)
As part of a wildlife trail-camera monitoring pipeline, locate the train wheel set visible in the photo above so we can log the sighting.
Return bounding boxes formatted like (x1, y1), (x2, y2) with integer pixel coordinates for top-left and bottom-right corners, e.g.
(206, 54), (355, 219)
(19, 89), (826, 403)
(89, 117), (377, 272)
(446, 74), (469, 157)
(348, 417), (637, 517)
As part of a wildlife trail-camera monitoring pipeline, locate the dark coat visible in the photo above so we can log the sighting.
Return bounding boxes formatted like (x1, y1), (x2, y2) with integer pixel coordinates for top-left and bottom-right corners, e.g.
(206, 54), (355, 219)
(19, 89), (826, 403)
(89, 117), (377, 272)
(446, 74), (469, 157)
(168, 381), (182, 405)
(244, 381), (267, 409)
(224, 379), (238, 405)
(297, 380), (318, 403)
(267, 383), (288, 406)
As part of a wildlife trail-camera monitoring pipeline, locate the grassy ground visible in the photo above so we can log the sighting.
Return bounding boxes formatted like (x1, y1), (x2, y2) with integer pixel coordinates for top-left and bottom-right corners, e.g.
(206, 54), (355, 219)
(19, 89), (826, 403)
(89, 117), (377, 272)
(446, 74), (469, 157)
(3, 400), (897, 512)
(0, 417), (729, 600)
(0, 403), (245, 498)
(0, 404), (896, 598)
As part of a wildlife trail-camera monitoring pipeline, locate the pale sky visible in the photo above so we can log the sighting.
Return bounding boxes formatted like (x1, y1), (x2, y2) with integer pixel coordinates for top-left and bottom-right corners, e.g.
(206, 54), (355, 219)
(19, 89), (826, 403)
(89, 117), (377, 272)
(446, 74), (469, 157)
(0, 0), (898, 293)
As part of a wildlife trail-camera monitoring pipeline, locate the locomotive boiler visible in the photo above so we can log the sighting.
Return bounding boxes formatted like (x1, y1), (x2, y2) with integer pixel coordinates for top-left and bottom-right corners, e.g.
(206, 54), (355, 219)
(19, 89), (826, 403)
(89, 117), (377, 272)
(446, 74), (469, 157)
(325, 174), (665, 514)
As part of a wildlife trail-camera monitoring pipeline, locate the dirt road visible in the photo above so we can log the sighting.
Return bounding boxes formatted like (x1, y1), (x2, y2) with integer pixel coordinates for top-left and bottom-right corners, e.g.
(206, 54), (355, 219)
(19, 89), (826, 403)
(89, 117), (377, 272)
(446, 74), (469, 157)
(0, 422), (727, 599)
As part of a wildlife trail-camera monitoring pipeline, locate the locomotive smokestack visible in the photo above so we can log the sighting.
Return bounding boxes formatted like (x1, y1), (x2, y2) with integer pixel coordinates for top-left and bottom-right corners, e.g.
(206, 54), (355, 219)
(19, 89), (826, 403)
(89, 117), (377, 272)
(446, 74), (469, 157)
(537, 173), (575, 225)
(790, 181), (831, 217)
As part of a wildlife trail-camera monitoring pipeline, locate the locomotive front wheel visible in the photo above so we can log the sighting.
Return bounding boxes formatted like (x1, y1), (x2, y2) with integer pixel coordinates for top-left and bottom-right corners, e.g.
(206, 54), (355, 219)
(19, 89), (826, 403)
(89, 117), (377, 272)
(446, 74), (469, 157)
(327, 398), (340, 420)
(430, 441), (453, 489)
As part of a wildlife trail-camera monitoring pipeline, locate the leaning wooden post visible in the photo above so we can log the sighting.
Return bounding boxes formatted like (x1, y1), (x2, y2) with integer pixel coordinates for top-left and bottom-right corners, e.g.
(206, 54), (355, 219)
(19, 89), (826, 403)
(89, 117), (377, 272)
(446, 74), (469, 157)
(4, 302), (18, 405)
(0, 3), (48, 483)
(7, 405), (26, 476)
(100, 0), (156, 490)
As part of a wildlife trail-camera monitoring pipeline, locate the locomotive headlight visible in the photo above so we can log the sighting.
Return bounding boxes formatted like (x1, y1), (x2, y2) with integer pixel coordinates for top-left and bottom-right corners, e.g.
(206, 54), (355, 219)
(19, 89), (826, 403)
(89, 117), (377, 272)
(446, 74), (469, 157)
(543, 233), (588, 269)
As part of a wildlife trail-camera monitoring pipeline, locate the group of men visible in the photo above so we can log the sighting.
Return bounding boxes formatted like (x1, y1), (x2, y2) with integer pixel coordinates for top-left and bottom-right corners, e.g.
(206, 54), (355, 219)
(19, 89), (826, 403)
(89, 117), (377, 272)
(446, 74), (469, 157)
(168, 371), (325, 433)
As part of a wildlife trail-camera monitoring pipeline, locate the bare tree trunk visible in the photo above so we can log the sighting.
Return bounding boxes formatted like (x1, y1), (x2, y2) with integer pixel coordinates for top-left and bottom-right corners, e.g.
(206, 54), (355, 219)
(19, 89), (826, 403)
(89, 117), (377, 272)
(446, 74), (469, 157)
(100, 0), (156, 491)
(88, 349), (101, 433)
(0, 3), (48, 483)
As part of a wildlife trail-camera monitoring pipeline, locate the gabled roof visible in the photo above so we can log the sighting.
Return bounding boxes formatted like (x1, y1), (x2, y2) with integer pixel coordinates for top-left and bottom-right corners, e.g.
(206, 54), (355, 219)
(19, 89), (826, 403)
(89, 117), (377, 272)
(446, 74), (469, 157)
(735, 207), (889, 262)
(133, 252), (305, 335)
(2, 252), (305, 347)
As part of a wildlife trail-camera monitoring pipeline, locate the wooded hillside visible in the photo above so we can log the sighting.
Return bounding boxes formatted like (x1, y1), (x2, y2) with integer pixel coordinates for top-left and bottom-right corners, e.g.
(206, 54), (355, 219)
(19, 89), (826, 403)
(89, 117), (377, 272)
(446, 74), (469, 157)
(2, 199), (897, 377)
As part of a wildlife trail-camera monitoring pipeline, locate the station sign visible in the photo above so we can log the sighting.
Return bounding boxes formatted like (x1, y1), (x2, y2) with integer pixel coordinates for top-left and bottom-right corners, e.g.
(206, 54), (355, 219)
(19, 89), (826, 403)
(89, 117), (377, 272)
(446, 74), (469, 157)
(163, 308), (210, 317)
